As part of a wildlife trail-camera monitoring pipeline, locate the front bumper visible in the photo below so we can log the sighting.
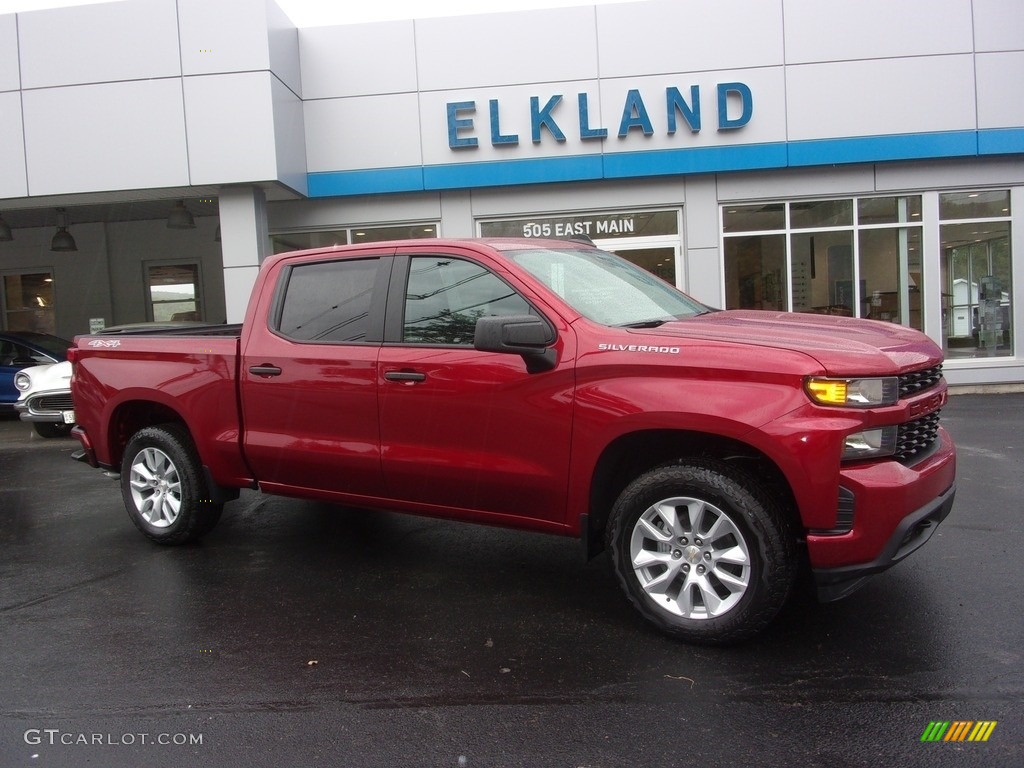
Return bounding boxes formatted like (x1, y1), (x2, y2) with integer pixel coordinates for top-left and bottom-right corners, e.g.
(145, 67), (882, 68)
(810, 426), (957, 601)
(15, 389), (74, 424)
(814, 482), (956, 601)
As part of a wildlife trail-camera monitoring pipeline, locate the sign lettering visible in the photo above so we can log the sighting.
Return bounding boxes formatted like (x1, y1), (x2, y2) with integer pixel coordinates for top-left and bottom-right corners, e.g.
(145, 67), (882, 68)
(448, 83), (752, 150)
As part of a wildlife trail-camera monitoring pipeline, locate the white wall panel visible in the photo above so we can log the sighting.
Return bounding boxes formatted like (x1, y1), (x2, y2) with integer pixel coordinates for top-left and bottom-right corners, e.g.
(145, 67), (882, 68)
(183, 72), (278, 185)
(717, 165), (876, 200)
(266, 0), (301, 96)
(23, 80), (188, 196)
(973, 0), (1024, 52)
(875, 157), (1024, 192)
(305, 94), (423, 172)
(272, 76), (308, 195)
(269, 195), (442, 231)
(178, 0), (271, 76)
(18, 0), (180, 89)
(299, 22), (417, 100)
(598, 0), (783, 77)
(977, 52), (1024, 130)
(0, 91), (27, 198)
(223, 266), (259, 323)
(682, 175), (719, 250)
(439, 191), (474, 237)
(783, 0), (973, 64)
(685, 247), (723, 308)
(785, 55), (976, 140)
(469, 177), (684, 217)
(415, 7), (598, 91)
(0, 15), (19, 92)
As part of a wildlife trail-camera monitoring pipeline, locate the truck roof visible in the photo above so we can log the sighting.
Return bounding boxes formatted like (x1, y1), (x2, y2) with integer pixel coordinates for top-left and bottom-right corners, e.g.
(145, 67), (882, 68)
(260, 237), (597, 270)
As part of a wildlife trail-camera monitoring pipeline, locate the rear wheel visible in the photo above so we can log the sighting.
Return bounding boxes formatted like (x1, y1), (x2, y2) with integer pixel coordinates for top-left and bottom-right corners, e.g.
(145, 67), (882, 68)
(121, 424), (223, 544)
(607, 460), (796, 645)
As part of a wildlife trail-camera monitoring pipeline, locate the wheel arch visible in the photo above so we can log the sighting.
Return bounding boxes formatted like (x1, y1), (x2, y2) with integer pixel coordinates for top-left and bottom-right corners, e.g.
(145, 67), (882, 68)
(584, 429), (800, 559)
(105, 399), (188, 470)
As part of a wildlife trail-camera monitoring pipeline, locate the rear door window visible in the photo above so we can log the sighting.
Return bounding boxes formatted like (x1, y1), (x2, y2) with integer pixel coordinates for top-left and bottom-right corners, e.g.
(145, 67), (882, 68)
(276, 258), (380, 343)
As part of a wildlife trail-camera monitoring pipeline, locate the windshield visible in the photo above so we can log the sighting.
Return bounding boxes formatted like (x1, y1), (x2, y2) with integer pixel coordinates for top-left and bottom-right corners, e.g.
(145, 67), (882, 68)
(506, 247), (708, 326)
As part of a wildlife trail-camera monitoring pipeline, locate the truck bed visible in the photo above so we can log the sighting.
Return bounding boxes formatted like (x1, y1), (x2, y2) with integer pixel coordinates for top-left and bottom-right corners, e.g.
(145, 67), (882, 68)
(70, 329), (250, 486)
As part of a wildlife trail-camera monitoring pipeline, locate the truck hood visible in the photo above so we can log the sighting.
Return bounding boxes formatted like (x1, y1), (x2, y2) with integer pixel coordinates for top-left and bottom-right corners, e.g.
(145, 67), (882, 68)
(640, 310), (942, 376)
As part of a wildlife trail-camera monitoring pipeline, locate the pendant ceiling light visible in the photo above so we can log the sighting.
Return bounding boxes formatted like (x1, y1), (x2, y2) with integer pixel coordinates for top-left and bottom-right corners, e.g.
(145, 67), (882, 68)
(50, 208), (77, 252)
(167, 200), (196, 229)
(0, 213), (12, 242)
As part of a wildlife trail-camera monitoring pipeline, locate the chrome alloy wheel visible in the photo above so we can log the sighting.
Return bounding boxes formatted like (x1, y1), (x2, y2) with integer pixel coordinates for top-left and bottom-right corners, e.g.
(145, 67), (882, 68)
(628, 496), (751, 619)
(127, 447), (183, 528)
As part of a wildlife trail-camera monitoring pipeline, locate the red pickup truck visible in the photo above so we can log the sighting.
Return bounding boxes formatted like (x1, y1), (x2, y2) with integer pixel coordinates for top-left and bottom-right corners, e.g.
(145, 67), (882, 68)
(70, 238), (956, 644)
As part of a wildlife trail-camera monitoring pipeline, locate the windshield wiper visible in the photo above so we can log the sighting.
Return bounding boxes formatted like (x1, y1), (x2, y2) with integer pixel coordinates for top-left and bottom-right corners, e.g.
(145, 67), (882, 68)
(617, 319), (669, 329)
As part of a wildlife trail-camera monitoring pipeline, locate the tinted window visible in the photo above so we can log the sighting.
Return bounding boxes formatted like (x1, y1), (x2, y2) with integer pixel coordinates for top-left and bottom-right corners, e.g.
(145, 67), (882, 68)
(403, 257), (531, 345)
(278, 259), (378, 342)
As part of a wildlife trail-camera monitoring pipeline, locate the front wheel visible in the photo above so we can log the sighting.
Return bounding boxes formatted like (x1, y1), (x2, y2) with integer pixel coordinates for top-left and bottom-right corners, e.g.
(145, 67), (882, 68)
(121, 424), (223, 545)
(607, 460), (796, 645)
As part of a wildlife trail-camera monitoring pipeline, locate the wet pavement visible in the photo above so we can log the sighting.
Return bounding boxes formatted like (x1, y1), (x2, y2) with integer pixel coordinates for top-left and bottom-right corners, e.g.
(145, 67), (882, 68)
(1, 395), (1022, 767)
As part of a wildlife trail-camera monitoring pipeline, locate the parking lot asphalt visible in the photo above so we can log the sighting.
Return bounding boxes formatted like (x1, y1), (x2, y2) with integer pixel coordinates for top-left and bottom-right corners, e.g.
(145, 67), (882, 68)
(1, 395), (1022, 768)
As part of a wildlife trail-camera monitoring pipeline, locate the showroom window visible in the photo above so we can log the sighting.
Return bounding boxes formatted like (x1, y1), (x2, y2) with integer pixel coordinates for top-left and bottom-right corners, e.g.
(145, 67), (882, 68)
(3, 271), (56, 334)
(939, 191), (1012, 359)
(479, 209), (682, 287)
(271, 223), (438, 254)
(723, 196), (923, 329)
(146, 263), (202, 322)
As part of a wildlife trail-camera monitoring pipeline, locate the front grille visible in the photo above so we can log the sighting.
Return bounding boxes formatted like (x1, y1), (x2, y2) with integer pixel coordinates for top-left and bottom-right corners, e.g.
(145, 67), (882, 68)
(899, 365), (943, 398)
(895, 410), (941, 462)
(33, 394), (74, 411)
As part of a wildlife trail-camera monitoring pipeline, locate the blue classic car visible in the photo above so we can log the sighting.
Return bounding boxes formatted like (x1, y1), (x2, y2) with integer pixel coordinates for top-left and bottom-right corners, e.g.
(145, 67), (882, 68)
(0, 332), (71, 411)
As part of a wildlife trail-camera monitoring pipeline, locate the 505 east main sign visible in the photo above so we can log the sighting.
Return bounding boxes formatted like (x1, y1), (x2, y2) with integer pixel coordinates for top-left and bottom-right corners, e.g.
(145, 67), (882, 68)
(447, 82), (754, 149)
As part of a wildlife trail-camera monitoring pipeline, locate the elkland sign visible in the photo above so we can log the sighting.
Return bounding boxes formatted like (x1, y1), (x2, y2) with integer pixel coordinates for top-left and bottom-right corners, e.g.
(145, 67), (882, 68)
(446, 82), (754, 149)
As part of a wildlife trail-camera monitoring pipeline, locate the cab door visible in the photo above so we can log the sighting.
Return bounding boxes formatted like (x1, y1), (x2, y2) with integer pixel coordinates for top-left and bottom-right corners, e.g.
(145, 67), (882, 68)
(240, 254), (389, 500)
(377, 250), (576, 527)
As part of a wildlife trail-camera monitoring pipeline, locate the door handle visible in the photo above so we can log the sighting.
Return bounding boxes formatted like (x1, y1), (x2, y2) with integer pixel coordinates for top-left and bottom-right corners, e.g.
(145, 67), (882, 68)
(249, 364), (282, 377)
(384, 370), (426, 383)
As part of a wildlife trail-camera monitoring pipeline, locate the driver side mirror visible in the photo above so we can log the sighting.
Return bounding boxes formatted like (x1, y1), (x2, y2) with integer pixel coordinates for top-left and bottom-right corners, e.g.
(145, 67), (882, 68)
(474, 314), (557, 373)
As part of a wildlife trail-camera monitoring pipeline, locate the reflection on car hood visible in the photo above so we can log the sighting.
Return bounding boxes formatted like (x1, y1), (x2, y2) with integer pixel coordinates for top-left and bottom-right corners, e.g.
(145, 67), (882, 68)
(641, 310), (943, 376)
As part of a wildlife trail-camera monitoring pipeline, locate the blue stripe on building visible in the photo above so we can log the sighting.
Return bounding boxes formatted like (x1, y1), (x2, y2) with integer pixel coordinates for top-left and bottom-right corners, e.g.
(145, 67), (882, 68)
(307, 130), (1022, 198)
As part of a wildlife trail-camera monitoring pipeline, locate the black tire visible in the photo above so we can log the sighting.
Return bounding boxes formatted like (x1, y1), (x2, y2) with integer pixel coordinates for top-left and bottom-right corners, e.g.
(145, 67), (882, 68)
(33, 421), (73, 438)
(120, 424), (223, 545)
(607, 459), (796, 645)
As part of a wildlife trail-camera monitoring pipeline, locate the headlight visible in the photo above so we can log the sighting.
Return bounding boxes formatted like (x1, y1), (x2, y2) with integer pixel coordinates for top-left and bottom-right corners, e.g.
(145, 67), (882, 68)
(806, 376), (899, 407)
(14, 371), (32, 392)
(842, 426), (898, 460)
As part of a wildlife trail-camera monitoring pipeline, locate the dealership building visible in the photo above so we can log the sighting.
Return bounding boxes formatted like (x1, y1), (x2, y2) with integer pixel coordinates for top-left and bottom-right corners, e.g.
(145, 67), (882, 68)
(1, 0), (1022, 386)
